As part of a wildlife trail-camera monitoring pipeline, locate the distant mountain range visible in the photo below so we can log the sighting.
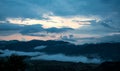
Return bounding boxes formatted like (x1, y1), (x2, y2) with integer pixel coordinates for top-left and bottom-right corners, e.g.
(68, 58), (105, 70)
(0, 40), (120, 61)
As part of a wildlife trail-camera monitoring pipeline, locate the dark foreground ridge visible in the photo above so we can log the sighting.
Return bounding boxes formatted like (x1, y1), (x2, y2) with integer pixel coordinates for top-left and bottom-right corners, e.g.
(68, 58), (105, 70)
(0, 55), (120, 71)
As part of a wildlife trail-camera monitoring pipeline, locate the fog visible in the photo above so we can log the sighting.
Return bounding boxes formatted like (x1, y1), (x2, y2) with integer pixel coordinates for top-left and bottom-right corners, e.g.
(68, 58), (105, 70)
(0, 49), (103, 63)
(0, 49), (44, 57)
(34, 45), (47, 50)
(31, 54), (103, 63)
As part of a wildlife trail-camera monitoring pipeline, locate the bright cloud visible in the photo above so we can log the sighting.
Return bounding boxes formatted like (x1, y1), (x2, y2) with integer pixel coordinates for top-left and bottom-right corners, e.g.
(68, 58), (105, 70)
(6, 13), (101, 29)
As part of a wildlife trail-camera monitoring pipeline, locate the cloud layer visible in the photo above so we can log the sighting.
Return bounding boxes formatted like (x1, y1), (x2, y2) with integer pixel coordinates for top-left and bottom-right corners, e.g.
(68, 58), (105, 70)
(0, 0), (120, 44)
(0, 49), (103, 63)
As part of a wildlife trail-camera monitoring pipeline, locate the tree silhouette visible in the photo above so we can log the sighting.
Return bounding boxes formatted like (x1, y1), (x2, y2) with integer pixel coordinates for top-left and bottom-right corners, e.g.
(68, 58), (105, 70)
(0, 54), (27, 71)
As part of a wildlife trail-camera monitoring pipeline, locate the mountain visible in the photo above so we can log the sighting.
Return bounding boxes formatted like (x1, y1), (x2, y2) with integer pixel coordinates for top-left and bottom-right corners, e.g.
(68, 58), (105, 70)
(0, 40), (120, 61)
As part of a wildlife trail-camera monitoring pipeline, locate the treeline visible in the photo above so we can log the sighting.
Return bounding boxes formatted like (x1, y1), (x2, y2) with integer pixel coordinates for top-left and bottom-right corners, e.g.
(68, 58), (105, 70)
(0, 55), (120, 71)
(0, 55), (27, 71)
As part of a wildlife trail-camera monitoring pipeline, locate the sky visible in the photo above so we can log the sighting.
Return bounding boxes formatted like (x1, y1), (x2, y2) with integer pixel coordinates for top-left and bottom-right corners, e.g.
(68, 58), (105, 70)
(0, 0), (120, 44)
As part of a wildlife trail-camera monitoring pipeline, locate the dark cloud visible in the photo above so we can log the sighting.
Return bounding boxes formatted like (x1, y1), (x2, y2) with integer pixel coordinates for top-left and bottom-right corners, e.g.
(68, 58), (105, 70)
(75, 20), (118, 35)
(0, 23), (22, 36)
(0, 30), (19, 36)
(46, 27), (73, 33)
(77, 34), (120, 44)
(28, 34), (48, 37)
(100, 22), (113, 29)
(20, 24), (44, 35)
(0, 0), (120, 18)
(21, 25), (73, 35)
(0, 0), (45, 19)
(60, 35), (77, 42)
(98, 34), (120, 43)
(0, 23), (73, 36)
(0, 23), (22, 31)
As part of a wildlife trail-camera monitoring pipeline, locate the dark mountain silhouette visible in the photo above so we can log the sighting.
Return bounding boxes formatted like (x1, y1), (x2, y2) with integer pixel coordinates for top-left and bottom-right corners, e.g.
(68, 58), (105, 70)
(95, 61), (120, 71)
(0, 40), (120, 61)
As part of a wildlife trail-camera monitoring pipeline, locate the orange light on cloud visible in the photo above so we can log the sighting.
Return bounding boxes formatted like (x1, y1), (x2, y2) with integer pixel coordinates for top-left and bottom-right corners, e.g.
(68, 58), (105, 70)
(0, 33), (59, 41)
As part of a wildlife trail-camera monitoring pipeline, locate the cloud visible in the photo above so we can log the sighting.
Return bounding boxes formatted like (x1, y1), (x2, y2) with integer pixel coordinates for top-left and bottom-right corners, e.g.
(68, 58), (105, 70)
(31, 54), (103, 63)
(6, 14), (97, 29)
(0, 0), (120, 20)
(0, 49), (44, 57)
(100, 21), (113, 29)
(74, 20), (119, 35)
(0, 23), (22, 31)
(0, 31), (19, 36)
(0, 23), (73, 37)
(60, 35), (77, 42)
(0, 23), (22, 36)
(34, 45), (47, 50)
(0, 49), (103, 63)
(20, 24), (73, 35)
(74, 33), (120, 44)
(0, 0), (120, 44)
(20, 24), (44, 35)
(46, 27), (73, 33)
(98, 33), (120, 43)
(0, 0), (46, 19)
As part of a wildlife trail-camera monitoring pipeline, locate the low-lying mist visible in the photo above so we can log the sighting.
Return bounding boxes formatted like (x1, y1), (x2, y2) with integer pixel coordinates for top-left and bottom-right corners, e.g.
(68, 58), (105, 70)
(0, 49), (104, 63)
